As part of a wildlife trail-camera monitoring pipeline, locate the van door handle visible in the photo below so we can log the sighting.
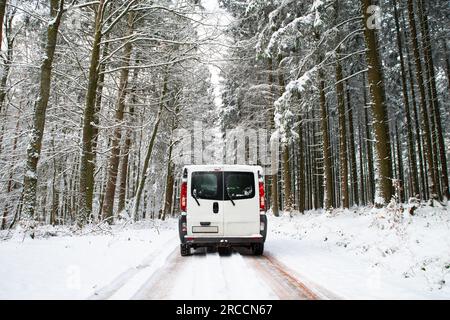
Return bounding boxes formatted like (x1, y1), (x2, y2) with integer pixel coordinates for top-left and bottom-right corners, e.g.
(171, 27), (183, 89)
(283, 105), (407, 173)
(213, 202), (219, 213)
(200, 222), (211, 226)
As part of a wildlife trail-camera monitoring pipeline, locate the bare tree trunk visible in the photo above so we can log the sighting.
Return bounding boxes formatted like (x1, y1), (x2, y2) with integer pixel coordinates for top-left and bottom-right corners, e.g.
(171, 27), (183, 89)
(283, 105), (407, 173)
(346, 82), (358, 206)
(162, 101), (179, 220)
(133, 71), (168, 221)
(22, 0), (64, 226)
(162, 150), (175, 221)
(418, 0), (449, 200)
(1, 116), (19, 229)
(336, 59), (349, 208)
(102, 12), (134, 223)
(402, 9), (427, 199)
(393, 0), (419, 199)
(362, 0), (393, 205)
(118, 64), (140, 214)
(406, 0), (438, 200)
(0, 8), (13, 115)
(297, 113), (305, 213)
(395, 123), (405, 202)
(79, 0), (108, 226)
(282, 144), (293, 211)
(443, 39), (450, 91)
(50, 133), (59, 225)
(267, 57), (279, 216)
(277, 54), (292, 212)
(320, 77), (333, 210)
(358, 125), (366, 205)
(363, 73), (375, 204)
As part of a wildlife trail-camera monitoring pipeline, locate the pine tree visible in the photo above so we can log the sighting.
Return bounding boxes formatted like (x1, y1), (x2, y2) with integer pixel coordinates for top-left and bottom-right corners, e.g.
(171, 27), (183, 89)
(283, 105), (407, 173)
(362, 0), (393, 205)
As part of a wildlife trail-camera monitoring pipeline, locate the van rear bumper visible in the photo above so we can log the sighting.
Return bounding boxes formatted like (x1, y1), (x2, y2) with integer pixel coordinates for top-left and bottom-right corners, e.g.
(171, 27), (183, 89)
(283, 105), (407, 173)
(183, 235), (264, 246)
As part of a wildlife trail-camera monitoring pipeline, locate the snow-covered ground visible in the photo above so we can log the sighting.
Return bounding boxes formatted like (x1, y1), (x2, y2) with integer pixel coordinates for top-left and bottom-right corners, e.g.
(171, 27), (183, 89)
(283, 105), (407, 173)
(267, 202), (450, 299)
(0, 220), (177, 299)
(0, 203), (449, 299)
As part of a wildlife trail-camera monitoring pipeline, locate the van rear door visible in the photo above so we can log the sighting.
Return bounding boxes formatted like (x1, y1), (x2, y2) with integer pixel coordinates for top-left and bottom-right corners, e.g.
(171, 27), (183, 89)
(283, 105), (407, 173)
(222, 169), (260, 237)
(186, 168), (224, 237)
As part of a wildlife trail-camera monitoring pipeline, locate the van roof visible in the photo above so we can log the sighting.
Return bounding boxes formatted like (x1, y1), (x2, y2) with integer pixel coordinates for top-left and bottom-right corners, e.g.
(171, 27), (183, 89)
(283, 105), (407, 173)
(183, 164), (263, 172)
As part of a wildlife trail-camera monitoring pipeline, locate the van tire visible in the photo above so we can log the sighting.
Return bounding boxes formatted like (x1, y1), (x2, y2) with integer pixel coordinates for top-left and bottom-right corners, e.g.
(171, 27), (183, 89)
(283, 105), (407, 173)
(218, 246), (232, 256)
(180, 244), (191, 256)
(252, 243), (264, 256)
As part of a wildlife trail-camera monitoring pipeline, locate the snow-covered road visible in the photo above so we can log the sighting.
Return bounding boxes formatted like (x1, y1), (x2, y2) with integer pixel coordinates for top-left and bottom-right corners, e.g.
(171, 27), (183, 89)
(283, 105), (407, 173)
(87, 237), (324, 300)
(131, 245), (321, 300)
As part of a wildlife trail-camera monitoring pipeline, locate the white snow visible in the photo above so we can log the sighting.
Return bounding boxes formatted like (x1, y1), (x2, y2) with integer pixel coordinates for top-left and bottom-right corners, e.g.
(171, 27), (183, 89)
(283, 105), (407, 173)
(0, 204), (449, 300)
(266, 204), (450, 299)
(0, 220), (177, 300)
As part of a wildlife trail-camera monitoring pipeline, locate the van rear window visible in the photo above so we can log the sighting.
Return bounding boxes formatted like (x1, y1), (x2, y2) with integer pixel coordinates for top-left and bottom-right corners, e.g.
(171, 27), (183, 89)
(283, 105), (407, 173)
(190, 171), (255, 201)
(225, 172), (255, 200)
(191, 172), (222, 200)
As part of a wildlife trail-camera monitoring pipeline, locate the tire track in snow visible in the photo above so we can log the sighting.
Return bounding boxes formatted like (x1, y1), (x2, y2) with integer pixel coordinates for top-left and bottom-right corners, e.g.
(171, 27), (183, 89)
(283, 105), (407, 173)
(93, 241), (336, 300)
(245, 254), (318, 300)
(134, 248), (277, 300)
(248, 253), (341, 300)
(131, 247), (185, 299)
(88, 235), (178, 300)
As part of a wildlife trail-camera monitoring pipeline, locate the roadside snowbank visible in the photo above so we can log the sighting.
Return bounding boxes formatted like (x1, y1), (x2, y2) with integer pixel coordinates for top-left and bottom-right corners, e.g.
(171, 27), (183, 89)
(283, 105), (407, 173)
(0, 219), (177, 299)
(266, 203), (450, 299)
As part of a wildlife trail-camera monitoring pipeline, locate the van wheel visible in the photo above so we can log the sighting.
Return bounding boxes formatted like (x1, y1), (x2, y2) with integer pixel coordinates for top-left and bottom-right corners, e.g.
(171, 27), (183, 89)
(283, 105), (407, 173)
(252, 243), (264, 256)
(218, 246), (232, 256)
(180, 244), (191, 256)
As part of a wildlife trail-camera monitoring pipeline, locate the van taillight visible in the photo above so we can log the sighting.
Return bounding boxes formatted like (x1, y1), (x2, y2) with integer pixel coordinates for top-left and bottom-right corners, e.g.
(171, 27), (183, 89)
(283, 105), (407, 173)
(259, 181), (265, 211)
(180, 181), (187, 212)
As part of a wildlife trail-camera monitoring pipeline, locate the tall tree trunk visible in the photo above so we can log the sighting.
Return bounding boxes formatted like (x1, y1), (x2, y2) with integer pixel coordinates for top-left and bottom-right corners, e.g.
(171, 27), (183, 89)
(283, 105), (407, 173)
(358, 125), (366, 205)
(162, 101), (179, 221)
(90, 37), (109, 222)
(393, 0), (419, 199)
(418, 0), (449, 200)
(162, 141), (175, 221)
(406, 0), (438, 200)
(319, 77), (333, 210)
(395, 123), (405, 202)
(336, 59), (349, 208)
(297, 113), (305, 213)
(267, 57), (279, 216)
(22, 0), (64, 226)
(362, 0), (393, 206)
(79, 0), (108, 226)
(101, 12), (134, 223)
(0, 9), (13, 115)
(1, 116), (19, 229)
(443, 39), (450, 91)
(50, 133), (60, 225)
(282, 144), (293, 211)
(277, 54), (292, 212)
(133, 71), (168, 221)
(363, 73), (375, 204)
(402, 9), (427, 199)
(118, 64), (140, 214)
(346, 82), (358, 206)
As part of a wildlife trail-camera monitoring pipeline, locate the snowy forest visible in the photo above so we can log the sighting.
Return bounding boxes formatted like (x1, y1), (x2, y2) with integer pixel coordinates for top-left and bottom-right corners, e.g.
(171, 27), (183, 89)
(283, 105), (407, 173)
(0, 0), (448, 229)
(0, 0), (449, 301)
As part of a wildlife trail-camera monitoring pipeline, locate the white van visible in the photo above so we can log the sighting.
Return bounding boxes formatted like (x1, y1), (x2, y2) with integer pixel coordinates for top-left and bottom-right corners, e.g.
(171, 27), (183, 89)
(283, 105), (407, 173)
(178, 165), (267, 256)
